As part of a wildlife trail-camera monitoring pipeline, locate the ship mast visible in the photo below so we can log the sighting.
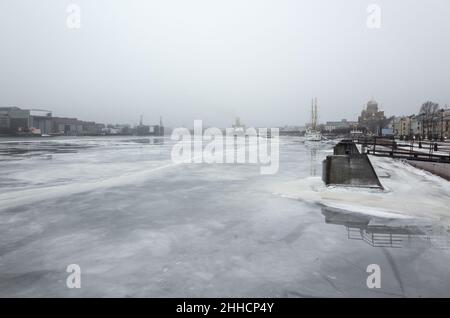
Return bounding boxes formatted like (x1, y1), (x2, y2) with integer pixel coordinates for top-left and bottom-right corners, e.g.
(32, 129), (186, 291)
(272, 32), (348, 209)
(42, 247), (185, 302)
(311, 98), (318, 130)
(314, 97), (318, 130)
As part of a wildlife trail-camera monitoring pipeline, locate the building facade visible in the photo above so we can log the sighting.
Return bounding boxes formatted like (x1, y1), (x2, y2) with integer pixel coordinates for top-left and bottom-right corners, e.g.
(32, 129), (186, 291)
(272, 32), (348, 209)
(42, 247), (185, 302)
(52, 117), (104, 136)
(30, 109), (53, 135)
(324, 119), (358, 132)
(410, 115), (421, 137)
(416, 108), (450, 140)
(1, 106), (105, 136)
(358, 99), (387, 135)
(393, 116), (412, 139)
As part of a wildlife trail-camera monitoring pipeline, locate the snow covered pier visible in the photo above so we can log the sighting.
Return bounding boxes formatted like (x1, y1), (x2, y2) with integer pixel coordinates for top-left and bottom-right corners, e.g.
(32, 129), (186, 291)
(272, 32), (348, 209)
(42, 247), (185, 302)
(322, 140), (383, 188)
(355, 137), (450, 181)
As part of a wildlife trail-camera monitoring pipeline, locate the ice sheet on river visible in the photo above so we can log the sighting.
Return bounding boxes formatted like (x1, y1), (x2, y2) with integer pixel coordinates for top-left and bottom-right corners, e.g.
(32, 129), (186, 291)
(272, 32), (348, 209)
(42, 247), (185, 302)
(1, 137), (450, 297)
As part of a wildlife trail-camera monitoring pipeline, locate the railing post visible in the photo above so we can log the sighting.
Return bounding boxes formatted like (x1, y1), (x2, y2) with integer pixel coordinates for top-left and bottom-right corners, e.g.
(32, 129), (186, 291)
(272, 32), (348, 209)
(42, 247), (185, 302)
(373, 137), (376, 155)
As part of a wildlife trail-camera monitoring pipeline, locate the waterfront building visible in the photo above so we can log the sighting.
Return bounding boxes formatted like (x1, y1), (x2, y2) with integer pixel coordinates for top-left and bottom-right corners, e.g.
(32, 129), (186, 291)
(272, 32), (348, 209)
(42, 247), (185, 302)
(393, 116), (412, 139)
(410, 115), (421, 138)
(1, 106), (104, 136)
(324, 119), (358, 132)
(52, 117), (104, 136)
(149, 116), (164, 136)
(0, 107), (52, 135)
(136, 115), (150, 136)
(358, 99), (387, 135)
(149, 125), (164, 136)
(0, 108), (11, 133)
(443, 110), (450, 139)
(52, 117), (83, 135)
(135, 115), (164, 136)
(82, 121), (105, 135)
(103, 126), (121, 135)
(439, 109), (450, 139)
(136, 125), (150, 136)
(279, 125), (303, 136)
(0, 107), (31, 133)
(30, 109), (53, 135)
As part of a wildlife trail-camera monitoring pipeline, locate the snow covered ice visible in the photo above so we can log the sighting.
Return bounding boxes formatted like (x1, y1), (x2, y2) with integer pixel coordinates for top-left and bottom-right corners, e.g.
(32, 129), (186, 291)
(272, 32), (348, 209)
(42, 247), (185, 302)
(0, 136), (450, 297)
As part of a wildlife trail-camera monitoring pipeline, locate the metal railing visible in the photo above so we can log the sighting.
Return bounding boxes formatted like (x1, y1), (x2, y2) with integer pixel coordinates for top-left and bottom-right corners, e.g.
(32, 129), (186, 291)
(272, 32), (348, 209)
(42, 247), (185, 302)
(355, 137), (450, 163)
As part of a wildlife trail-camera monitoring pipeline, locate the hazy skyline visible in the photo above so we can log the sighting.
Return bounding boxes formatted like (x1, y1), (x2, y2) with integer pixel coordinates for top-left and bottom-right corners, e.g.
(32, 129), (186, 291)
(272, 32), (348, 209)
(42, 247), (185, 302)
(1, 0), (449, 127)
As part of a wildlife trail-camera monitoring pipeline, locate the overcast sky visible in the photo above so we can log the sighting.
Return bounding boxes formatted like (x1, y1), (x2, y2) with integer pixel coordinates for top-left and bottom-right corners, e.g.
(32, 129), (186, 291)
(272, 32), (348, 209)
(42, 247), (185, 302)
(1, 0), (449, 127)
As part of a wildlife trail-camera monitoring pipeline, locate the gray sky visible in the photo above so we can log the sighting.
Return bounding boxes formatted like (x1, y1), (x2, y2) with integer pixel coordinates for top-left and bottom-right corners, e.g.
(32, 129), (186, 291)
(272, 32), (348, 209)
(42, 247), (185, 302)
(1, 0), (449, 127)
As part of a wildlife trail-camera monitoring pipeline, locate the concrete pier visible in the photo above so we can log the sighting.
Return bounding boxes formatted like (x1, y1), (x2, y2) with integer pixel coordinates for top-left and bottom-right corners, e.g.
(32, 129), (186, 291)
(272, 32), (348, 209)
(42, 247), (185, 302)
(322, 140), (383, 189)
(332, 139), (360, 156)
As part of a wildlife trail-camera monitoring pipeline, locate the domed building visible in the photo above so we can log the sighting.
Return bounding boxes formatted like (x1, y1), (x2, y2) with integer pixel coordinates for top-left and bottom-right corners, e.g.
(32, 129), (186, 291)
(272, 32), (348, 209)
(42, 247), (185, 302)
(358, 99), (387, 135)
(366, 99), (379, 113)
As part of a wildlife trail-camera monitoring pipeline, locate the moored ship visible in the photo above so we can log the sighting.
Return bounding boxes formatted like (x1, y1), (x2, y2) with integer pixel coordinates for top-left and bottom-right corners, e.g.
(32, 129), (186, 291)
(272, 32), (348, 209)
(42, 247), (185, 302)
(305, 98), (322, 141)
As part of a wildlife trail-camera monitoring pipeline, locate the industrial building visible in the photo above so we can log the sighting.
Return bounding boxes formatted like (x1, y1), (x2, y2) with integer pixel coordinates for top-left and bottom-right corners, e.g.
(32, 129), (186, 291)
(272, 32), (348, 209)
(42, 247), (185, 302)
(135, 115), (164, 136)
(0, 106), (104, 136)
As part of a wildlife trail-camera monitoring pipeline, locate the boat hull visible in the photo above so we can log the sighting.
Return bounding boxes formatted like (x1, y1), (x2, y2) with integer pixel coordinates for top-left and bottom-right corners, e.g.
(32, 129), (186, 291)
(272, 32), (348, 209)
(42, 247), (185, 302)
(305, 130), (322, 141)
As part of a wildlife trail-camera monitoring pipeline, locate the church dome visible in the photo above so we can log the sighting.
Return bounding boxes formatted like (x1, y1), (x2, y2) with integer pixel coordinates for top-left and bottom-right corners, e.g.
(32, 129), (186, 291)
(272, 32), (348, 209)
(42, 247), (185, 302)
(367, 99), (379, 112)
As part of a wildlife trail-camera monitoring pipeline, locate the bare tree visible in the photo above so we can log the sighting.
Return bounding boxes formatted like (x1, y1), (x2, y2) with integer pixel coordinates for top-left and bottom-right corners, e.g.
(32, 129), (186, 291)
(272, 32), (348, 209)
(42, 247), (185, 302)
(419, 101), (439, 139)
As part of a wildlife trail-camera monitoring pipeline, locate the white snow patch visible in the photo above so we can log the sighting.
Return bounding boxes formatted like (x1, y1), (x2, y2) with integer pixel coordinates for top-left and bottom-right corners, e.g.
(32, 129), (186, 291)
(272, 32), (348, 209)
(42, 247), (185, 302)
(272, 156), (450, 224)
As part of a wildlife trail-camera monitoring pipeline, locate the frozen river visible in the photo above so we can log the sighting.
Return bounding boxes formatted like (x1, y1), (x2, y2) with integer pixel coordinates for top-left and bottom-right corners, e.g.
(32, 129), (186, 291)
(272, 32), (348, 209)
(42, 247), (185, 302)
(0, 136), (449, 297)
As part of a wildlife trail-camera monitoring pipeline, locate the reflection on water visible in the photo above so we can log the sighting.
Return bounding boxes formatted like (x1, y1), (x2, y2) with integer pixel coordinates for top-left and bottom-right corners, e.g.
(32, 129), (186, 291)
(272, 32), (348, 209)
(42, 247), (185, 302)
(304, 139), (336, 177)
(310, 148), (318, 176)
(305, 143), (321, 176)
(322, 207), (450, 249)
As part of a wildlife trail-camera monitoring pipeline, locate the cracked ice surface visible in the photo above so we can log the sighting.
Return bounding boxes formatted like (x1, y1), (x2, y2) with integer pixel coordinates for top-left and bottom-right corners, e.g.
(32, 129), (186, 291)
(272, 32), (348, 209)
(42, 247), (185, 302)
(0, 136), (449, 297)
